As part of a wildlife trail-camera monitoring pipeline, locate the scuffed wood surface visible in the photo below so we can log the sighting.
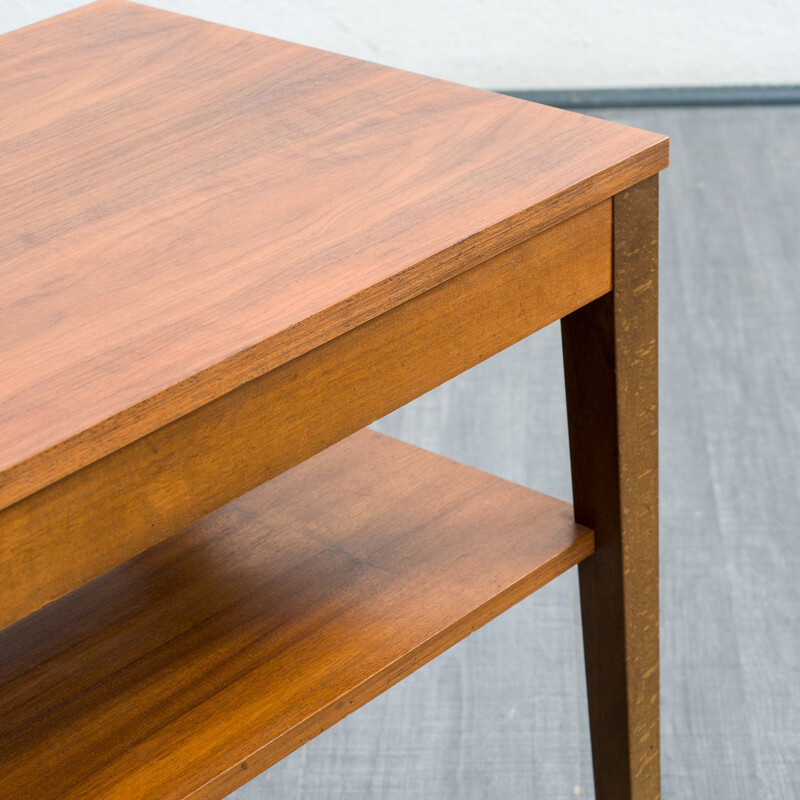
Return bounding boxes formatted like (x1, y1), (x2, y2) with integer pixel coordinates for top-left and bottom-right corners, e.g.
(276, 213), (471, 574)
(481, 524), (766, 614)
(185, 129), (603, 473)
(562, 175), (660, 799)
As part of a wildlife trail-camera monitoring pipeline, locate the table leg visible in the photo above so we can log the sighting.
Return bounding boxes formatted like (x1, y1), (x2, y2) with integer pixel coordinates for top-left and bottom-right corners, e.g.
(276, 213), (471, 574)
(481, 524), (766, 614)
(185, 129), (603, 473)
(561, 175), (660, 799)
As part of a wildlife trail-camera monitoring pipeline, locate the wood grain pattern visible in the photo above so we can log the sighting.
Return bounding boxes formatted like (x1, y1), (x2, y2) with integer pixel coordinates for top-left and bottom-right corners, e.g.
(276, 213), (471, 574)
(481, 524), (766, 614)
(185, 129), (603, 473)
(0, 200), (610, 631)
(0, 429), (594, 800)
(221, 105), (800, 800)
(561, 176), (660, 798)
(0, 0), (668, 510)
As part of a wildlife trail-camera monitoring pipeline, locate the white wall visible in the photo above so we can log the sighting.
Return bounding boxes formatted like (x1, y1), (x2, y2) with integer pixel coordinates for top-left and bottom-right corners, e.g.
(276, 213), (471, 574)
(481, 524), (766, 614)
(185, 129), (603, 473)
(4, 0), (799, 90)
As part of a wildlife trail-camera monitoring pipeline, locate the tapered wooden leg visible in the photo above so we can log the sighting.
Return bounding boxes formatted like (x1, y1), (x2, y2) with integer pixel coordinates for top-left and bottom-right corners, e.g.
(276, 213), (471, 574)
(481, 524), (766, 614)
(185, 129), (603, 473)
(561, 175), (660, 800)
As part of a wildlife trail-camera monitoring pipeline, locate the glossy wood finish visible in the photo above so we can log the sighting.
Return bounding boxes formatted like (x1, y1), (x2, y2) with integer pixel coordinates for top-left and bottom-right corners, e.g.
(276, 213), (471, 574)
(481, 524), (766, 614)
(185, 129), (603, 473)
(0, 430), (594, 800)
(0, 201), (610, 631)
(0, 0), (668, 511)
(562, 176), (660, 798)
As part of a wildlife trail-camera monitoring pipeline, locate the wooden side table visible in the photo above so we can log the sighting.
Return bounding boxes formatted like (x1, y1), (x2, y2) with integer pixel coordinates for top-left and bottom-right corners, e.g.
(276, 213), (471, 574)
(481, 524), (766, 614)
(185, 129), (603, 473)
(0, 2), (668, 798)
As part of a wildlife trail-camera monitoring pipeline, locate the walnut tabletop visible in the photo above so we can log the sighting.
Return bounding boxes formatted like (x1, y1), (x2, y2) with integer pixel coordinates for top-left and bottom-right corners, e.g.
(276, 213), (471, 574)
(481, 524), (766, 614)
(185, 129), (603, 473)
(0, 0), (666, 511)
(1, 3), (667, 799)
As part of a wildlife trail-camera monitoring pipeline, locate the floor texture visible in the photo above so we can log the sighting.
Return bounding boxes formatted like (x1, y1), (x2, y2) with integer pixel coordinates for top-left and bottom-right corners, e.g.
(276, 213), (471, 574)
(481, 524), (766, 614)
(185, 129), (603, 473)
(229, 105), (800, 799)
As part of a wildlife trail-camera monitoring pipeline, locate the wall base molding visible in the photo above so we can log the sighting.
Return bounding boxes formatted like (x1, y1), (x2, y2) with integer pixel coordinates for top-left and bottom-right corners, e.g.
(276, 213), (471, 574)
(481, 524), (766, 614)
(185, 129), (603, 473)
(498, 85), (800, 108)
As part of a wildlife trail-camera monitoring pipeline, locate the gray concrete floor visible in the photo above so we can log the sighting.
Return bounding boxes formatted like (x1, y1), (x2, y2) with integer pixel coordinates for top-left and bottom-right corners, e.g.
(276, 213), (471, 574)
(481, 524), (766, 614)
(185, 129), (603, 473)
(229, 105), (800, 799)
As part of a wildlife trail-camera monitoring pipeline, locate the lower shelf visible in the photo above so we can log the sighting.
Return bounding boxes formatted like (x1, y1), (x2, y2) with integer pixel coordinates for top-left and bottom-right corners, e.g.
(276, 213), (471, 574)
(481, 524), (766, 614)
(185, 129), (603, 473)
(0, 429), (593, 800)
